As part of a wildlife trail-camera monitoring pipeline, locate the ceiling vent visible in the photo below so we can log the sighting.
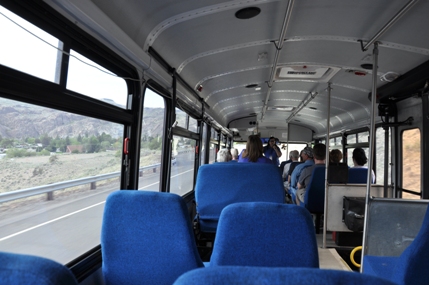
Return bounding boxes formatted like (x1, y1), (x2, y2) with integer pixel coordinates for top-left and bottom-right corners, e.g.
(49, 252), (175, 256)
(276, 65), (340, 82)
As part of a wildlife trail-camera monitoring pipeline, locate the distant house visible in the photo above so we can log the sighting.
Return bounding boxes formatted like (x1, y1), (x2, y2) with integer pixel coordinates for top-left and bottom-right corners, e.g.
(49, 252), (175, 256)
(66, 145), (84, 154)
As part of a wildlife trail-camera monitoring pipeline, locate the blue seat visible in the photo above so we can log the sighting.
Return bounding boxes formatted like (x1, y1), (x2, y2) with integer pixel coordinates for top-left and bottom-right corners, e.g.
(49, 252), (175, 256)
(173, 266), (396, 285)
(0, 251), (78, 285)
(101, 191), (204, 285)
(195, 163), (285, 233)
(348, 168), (369, 183)
(210, 202), (319, 268)
(363, 204), (429, 285)
(299, 165), (326, 234)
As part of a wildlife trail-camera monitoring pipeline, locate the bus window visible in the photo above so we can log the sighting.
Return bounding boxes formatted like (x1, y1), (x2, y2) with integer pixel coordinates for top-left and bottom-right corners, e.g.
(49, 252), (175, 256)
(67, 50), (128, 108)
(200, 123), (207, 165)
(139, 89), (165, 192)
(170, 136), (195, 195)
(188, 117), (198, 133)
(357, 131), (369, 143)
(209, 143), (217, 164)
(402, 128), (421, 199)
(0, 5), (60, 83)
(0, 97), (123, 264)
(376, 127), (391, 186)
(175, 108), (187, 128)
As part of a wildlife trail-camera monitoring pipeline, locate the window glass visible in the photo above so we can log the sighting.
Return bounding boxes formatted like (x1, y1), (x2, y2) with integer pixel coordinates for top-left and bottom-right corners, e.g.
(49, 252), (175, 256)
(139, 89), (165, 192)
(170, 136), (195, 195)
(357, 132), (369, 143)
(402, 128), (421, 199)
(347, 134), (356, 144)
(67, 50), (128, 108)
(376, 127), (391, 186)
(0, 5), (61, 83)
(175, 108), (187, 128)
(0, 97), (123, 264)
(200, 123), (207, 165)
(209, 143), (217, 164)
(188, 117), (198, 133)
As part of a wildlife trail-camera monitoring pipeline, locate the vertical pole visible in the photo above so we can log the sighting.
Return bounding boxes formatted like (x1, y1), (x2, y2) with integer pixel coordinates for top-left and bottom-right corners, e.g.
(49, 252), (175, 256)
(361, 42), (379, 270)
(323, 83), (332, 248)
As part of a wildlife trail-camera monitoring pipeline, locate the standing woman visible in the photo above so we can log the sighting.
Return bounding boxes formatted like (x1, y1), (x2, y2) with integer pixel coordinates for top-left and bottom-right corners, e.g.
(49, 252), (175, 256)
(238, 135), (273, 164)
(263, 136), (283, 166)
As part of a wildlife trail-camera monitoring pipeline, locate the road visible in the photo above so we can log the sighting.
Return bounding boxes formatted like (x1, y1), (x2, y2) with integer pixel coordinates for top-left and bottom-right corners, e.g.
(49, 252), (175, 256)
(0, 160), (195, 264)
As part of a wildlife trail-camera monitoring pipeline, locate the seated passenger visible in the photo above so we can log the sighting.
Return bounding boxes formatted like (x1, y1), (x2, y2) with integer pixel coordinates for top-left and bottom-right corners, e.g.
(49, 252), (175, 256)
(351, 147), (376, 183)
(217, 148), (232, 162)
(283, 150), (299, 181)
(329, 149), (343, 164)
(230, 148), (239, 161)
(238, 135), (272, 164)
(296, 144), (326, 205)
(289, 147), (314, 200)
(328, 149), (348, 183)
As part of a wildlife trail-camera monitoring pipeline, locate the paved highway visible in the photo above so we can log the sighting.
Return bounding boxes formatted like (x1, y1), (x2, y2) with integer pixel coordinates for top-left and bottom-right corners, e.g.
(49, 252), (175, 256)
(0, 159), (195, 264)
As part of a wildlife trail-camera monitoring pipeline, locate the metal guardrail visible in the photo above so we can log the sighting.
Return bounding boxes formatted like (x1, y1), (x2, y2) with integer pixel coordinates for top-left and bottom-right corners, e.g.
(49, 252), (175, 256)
(0, 163), (161, 204)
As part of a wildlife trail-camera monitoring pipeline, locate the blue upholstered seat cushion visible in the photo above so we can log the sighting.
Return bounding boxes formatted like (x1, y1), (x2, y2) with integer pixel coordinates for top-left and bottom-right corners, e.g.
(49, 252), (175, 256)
(0, 251), (78, 285)
(210, 202), (319, 268)
(363, 256), (398, 280)
(101, 191), (203, 285)
(173, 266), (397, 285)
(195, 163), (285, 233)
(363, 204), (429, 285)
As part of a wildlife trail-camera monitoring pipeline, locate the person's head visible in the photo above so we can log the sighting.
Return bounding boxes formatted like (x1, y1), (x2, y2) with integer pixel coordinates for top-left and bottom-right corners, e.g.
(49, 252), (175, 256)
(330, 149), (343, 163)
(230, 148), (239, 160)
(353, 147), (367, 166)
(268, 136), (277, 147)
(313, 143), (326, 162)
(243, 135), (263, 162)
(290, 150), (299, 161)
(217, 148), (232, 162)
(301, 146), (313, 161)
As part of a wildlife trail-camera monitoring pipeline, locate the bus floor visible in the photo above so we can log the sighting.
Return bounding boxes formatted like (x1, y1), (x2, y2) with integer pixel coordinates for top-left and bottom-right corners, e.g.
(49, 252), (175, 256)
(317, 232), (360, 272)
(196, 232), (357, 271)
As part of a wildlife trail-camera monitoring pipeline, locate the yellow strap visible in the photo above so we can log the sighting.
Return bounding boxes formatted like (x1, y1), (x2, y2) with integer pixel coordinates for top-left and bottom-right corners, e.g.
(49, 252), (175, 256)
(350, 246), (362, 268)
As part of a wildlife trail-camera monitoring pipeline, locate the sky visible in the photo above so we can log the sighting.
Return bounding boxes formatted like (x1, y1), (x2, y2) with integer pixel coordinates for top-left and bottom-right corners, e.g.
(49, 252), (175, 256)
(0, 5), (165, 109)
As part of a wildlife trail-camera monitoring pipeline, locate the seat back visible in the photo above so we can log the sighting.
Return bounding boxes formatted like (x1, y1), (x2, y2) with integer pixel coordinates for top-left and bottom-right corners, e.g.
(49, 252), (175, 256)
(174, 266), (397, 285)
(0, 251), (78, 285)
(303, 165), (326, 214)
(210, 202), (319, 268)
(101, 191), (203, 285)
(348, 168), (368, 183)
(392, 204), (429, 284)
(195, 163), (285, 233)
(328, 163), (348, 183)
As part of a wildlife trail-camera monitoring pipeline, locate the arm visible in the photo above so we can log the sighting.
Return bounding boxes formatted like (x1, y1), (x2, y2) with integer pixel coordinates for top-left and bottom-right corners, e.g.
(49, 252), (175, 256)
(273, 145), (282, 157)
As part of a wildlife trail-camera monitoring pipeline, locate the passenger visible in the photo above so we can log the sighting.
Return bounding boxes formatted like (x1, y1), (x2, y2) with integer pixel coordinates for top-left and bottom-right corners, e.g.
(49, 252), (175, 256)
(288, 146), (314, 200)
(296, 144), (326, 205)
(238, 135), (273, 164)
(283, 150), (299, 181)
(263, 136), (282, 166)
(217, 148), (232, 162)
(329, 149), (343, 163)
(230, 148), (239, 161)
(352, 147), (376, 183)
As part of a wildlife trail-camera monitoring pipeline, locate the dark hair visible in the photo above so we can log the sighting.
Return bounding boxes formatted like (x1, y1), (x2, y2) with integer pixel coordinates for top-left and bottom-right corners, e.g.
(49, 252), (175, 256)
(313, 143), (326, 160)
(353, 147), (367, 166)
(330, 149), (343, 163)
(242, 135), (263, 162)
